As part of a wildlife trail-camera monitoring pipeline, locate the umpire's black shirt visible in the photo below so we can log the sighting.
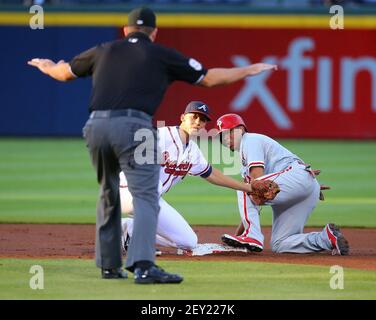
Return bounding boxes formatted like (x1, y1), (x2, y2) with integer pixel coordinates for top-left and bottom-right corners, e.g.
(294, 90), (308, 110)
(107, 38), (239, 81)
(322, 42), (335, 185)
(69, 32), (208, 115)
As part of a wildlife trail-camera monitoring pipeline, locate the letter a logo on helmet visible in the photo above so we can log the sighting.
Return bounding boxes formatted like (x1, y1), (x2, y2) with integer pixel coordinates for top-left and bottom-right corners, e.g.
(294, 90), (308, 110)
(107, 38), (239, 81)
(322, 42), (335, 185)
(216, 114), (248, 133)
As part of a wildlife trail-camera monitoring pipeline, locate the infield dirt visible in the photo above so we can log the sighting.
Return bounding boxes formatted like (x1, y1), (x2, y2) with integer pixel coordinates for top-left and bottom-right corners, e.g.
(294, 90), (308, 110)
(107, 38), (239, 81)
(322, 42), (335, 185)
(0, 224), (375, 270)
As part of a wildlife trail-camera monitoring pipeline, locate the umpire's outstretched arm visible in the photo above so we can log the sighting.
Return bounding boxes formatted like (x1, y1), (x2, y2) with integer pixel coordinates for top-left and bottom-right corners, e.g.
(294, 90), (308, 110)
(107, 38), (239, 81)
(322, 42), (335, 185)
(28, 57), (277, 86)
(27, 58), (76, 82)
(199, 63), (277, 87)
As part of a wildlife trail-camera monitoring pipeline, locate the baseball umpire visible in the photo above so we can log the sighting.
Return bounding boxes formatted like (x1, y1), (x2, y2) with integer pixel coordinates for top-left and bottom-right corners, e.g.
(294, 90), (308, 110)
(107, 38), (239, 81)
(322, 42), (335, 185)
(28, 7), (277, 284)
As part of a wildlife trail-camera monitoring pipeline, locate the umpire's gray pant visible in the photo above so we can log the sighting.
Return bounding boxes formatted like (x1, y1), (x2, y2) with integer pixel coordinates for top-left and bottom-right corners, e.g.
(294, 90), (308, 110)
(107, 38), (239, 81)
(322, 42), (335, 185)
(83, 114), (160, 271)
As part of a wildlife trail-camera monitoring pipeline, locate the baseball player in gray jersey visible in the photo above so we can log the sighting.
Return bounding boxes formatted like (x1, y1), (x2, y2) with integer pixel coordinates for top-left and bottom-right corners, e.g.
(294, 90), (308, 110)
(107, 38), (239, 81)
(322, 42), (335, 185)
(216, 113), (350, 255)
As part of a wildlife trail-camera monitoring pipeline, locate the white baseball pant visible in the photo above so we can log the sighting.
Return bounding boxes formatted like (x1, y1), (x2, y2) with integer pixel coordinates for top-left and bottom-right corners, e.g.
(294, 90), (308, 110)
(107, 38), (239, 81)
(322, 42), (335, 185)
(120, 182), (197, 250)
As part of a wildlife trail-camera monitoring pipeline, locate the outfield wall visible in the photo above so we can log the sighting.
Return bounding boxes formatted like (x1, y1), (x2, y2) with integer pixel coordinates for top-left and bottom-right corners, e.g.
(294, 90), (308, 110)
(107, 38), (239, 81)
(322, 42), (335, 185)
(1, 6), (376, 138)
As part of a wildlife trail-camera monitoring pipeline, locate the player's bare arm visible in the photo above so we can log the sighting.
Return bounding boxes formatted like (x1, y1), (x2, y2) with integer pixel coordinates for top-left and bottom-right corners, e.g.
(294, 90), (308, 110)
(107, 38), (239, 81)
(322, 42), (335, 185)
(27, 58), (76, 82)
(199, 63), (277, 88)
(205, 167), (253, 194)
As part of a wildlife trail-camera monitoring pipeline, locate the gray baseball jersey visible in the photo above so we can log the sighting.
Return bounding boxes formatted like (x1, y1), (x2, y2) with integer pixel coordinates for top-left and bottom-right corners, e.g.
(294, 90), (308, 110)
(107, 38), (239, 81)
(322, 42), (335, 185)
(236, 133), (334, 253)
(240, 133), (302, 178)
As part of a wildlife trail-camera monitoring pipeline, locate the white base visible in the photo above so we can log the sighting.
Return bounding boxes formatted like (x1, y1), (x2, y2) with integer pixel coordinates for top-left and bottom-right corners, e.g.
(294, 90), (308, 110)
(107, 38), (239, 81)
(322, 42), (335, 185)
(177, 243), (248, 256)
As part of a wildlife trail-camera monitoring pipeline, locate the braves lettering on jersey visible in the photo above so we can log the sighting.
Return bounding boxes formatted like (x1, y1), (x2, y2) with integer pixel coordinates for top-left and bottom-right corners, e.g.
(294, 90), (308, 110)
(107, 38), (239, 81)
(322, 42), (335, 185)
(120, 126), (211, 195)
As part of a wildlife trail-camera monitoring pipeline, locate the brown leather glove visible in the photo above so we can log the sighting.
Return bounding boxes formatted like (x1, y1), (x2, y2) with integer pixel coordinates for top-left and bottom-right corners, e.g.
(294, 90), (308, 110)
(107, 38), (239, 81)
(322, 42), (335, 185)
(248, 180), (280, 205)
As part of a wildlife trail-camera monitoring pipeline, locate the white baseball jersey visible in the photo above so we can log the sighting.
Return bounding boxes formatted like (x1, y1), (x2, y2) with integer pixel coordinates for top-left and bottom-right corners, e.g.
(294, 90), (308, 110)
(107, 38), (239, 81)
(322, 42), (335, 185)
(158, 126), (211, 194)
(239, 133), (302, 179)
(120, 126), (211, 195)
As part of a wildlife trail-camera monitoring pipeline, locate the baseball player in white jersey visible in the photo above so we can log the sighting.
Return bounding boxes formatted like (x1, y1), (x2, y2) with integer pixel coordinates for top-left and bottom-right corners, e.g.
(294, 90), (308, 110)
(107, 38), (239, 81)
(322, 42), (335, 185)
(216, 113), (350, 255)
(120, 102), (262, 252)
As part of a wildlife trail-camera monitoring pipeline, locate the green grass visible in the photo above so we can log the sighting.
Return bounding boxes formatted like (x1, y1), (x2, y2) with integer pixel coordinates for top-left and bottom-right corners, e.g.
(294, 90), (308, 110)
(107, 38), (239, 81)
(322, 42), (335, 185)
(1, 139), (374, 301)
(0, 138), (375, 227)
(0, 258), (375, 300)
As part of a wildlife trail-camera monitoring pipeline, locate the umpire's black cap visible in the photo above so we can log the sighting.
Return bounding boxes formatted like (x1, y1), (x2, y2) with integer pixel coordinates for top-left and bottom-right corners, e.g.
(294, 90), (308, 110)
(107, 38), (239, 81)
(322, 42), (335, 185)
(128, 7), (156, 28)
(184, 101), (211, 121)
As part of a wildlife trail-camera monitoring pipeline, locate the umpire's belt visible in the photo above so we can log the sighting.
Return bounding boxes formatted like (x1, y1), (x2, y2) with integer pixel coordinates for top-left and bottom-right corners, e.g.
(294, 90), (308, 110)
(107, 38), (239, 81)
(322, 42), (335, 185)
(89, 109), (152, 122)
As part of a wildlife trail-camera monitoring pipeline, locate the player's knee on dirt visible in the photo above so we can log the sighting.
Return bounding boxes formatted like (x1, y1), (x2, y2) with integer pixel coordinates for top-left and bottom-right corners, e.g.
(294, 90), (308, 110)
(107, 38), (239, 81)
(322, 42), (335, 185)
(270, 240), (282, 253)
(271, 239), (295, 253)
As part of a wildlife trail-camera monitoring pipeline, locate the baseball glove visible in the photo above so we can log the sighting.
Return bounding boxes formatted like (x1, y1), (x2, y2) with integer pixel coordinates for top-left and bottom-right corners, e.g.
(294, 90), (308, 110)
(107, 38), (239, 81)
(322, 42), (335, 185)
(248, 179), (280, 205)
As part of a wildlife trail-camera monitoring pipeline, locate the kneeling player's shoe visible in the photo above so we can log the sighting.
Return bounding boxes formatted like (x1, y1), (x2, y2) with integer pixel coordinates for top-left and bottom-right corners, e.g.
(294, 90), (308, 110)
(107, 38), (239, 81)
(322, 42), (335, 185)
(134, 265), (183, 284)
(325, 223), (350, 256)
(221, 234), (263, 252)
(101, 268), (128, 279)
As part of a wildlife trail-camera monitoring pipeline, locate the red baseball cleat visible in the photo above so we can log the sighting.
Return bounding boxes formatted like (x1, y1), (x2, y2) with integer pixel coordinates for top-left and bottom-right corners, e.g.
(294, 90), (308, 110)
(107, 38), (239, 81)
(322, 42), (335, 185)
(221, 234), (263, 252)
(325, 223), (350, 256)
